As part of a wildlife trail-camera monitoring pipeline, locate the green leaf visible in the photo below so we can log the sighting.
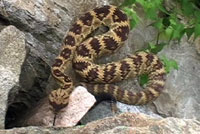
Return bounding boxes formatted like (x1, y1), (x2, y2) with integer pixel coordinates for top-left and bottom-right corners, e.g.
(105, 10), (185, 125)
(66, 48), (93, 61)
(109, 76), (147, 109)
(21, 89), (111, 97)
(129, 19), (137, 29)
(135, 0), (145, 5)
(146, 7), (157, 20)
(194, 11), (200, 23)
(139, 74), (149, 86)
(153, 19), (163, 30)
(147, 42), (167, 54)
(160, 56), (178, 73)
(135, 0), (163, 20)
(158, 5), (169, 15)
(169, 16), (177, 26)
(194, 23), (200, 39)
(122, 7), (140, 29)
(166, 16), (186, 41)
(185, 27), (194, 39)
(181, 0), (195, 16)
(120, 0), (136, 7)
(172, 23), (185, 41)
(164, 26), (174, 40)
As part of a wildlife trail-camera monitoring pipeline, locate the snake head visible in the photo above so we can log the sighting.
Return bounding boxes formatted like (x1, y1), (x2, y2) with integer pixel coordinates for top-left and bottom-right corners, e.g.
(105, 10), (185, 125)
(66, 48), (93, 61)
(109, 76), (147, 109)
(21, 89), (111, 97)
(48, 89), (70, 112)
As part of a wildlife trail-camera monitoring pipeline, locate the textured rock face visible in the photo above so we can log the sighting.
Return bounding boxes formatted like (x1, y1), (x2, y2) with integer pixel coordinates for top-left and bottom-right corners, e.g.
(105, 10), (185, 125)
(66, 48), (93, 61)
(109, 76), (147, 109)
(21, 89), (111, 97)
(0, 26), (26, 128)
(154, 39), (200, 120)
(0, 66), (17, 129)
(0, 0), (200, 132)
(0, 26), (26, 75)
(194, 37), (200, 54)
(0, 113), (200, 134)
(0, 0), (109, 64)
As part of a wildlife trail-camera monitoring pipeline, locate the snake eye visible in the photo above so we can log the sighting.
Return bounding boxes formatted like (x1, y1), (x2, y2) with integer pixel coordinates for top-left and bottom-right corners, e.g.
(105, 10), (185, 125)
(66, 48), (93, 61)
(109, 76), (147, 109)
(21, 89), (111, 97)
(49, 89), (70, 112)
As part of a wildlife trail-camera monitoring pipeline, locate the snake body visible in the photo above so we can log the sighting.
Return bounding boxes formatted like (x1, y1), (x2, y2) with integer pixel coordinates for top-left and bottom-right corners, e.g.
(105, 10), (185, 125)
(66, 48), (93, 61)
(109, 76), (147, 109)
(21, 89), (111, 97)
(48, 5), (166, 111)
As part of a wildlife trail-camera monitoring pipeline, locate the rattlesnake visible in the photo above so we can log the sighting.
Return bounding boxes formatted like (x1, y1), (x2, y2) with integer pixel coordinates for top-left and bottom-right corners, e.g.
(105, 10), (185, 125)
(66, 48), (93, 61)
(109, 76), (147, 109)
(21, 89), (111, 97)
(48, 5), (166, 111)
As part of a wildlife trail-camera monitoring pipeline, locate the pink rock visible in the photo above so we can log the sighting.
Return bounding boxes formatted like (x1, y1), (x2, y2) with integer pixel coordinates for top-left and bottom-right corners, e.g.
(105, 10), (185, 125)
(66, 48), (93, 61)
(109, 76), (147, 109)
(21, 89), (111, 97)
(54, 86), (96, 127)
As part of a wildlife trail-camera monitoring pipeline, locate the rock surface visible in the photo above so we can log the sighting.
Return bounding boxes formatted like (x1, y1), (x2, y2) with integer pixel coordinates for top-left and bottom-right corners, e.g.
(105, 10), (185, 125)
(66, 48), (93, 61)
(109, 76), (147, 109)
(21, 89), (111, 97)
(0, 26), (26, 128)
(0, 113), (200, 134)
(0, 0), (109, 64)
(156, 38), (200, 120)
(194, 37), (200, 54)
(55, 86), (96, 127)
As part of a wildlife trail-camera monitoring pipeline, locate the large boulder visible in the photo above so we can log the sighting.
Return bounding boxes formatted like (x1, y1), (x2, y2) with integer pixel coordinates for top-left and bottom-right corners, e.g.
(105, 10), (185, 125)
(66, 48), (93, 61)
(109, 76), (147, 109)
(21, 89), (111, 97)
(0, 26), (26, 128)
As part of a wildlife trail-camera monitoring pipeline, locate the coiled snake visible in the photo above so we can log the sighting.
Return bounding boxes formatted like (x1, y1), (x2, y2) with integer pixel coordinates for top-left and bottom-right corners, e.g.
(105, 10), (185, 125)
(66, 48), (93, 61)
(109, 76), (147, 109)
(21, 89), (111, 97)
(48, 5), (166, 112)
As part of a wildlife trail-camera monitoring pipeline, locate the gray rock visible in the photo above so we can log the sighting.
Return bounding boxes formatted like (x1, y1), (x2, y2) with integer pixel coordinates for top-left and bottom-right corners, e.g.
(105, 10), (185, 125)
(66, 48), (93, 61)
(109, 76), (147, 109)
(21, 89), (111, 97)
(155, 38), (200, 120)
(0, 66), (18, 129)
(194, 37), (200, 54)
(81, 101), (114, 125)
(0, 113), (199, 134)
(0, 0), (109, 64)
(116, 102), (162, 119)
(0, 25), (26, 75)
(0, 26), (26, 128)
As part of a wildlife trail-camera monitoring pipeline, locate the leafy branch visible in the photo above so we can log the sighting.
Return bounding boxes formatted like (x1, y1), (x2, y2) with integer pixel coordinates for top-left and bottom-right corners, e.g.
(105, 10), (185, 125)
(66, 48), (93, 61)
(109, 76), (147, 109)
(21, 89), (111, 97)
(118, 0), (200, 85)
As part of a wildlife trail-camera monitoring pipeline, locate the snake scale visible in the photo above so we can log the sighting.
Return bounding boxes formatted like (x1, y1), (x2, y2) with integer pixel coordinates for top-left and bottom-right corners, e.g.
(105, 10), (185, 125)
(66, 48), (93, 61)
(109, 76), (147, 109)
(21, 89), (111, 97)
(48, 5), (166, 111)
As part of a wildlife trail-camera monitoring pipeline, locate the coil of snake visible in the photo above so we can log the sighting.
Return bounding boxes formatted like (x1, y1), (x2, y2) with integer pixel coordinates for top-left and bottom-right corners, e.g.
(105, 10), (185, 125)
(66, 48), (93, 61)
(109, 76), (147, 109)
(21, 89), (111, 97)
(48, 5), (166, 112)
